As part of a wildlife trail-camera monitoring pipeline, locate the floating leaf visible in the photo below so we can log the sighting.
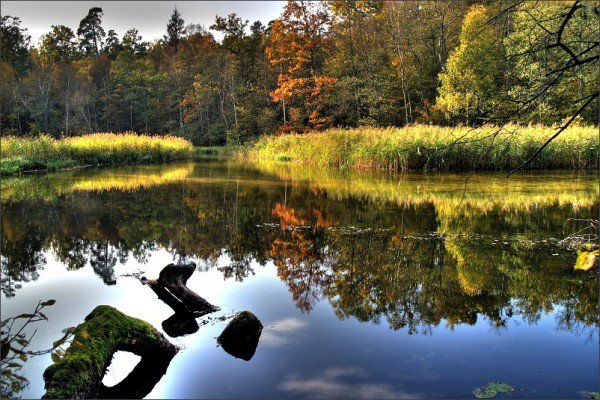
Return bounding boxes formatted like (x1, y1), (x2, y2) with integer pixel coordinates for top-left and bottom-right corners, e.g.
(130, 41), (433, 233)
(41, 299), (56, 307)
(18, 353), (27, 362)
(15, 314), (35, 319)
(487, 382), (514, 393)
(474, 387), (497, 399)
(474, 382), (514, 399)
(15, 338), (29, 347)
(574, 250), (599, 271)
(38, 312), (48, 320)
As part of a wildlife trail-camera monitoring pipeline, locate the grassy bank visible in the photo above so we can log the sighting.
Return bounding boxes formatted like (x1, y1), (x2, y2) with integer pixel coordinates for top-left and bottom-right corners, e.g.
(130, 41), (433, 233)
(1, 133), (194, 175)
(245, 125), (598, 171)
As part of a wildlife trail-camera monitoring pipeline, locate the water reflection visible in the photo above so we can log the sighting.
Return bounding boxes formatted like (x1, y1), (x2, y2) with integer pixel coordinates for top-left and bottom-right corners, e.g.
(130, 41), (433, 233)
(1, 161), (598, 341)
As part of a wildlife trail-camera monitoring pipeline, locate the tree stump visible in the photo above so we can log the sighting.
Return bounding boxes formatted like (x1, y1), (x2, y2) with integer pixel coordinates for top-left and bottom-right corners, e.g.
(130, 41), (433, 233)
(43, 305), (177, 399)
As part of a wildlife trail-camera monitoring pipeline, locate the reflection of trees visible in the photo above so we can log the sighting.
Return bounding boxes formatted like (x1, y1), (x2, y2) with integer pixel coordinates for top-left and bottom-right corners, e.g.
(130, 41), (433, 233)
(0, 165), (597, 337)
(270, 202), (337, 312)
(1, 208), (45, 298)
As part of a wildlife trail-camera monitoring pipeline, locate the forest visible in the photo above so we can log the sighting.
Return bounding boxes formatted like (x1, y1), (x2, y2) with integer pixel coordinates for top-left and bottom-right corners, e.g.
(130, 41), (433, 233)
(1, 0), (597, 146)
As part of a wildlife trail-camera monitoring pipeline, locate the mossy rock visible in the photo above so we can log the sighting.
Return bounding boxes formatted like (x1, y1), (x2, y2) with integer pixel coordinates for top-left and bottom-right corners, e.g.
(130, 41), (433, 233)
(43, 305), (177, 399)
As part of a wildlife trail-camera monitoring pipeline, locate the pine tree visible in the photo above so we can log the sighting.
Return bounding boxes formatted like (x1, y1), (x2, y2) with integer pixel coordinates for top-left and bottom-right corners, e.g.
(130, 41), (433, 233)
(77, 7), (105, 55)
(165, 8), (185, 47)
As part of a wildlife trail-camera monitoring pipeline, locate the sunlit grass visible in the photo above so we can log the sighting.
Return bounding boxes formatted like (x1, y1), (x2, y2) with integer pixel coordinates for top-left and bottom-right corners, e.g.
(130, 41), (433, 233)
(246, 124), (598, 171)
(1, 163), (195, 202)
(0, 133), (194, 174)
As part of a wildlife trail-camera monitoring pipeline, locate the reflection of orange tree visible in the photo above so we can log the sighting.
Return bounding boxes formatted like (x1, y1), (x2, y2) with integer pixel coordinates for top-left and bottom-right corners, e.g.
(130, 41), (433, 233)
(270, 202), (337, 312)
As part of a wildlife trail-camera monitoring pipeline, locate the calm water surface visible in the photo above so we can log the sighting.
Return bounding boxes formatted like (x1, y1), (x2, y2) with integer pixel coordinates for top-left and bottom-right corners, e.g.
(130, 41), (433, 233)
(1, 159), (598, 399)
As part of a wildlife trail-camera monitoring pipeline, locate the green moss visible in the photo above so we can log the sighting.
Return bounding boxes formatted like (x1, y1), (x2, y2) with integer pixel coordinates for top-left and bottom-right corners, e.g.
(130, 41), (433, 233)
(43, 305), (159, 399)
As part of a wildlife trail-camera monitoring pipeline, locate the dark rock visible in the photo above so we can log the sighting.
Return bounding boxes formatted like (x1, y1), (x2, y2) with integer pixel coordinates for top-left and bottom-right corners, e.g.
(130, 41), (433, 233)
(217, 311), (263, 361)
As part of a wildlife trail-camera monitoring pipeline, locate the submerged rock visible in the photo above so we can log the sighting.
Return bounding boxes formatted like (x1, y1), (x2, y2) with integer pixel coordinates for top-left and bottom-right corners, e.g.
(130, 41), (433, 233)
(43, 305), (177, 399)
(217, 311), (263, 361)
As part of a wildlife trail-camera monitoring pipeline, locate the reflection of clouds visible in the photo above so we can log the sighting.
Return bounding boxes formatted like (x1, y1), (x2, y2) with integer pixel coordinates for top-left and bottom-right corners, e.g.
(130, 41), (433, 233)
(260, 317), (308, 347)
(278, 367), (420, 399)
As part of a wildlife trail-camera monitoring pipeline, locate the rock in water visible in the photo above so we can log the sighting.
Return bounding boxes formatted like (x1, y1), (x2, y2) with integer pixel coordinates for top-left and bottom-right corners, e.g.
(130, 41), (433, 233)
(217, 311), (263, 361)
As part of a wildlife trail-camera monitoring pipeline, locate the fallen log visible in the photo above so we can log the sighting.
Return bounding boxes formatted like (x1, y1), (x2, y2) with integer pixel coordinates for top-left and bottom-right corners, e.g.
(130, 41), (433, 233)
(142, 263), (220, 316)
(43, 305), (177, 399)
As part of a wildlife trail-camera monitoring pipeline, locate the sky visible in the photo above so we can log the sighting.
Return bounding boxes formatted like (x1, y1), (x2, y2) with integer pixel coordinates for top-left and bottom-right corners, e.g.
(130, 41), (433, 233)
(1, 1), (286, 44)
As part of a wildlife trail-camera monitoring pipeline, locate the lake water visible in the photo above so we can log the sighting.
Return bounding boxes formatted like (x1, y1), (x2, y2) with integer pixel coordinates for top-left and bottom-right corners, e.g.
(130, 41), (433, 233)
(1, 159), (598, 399)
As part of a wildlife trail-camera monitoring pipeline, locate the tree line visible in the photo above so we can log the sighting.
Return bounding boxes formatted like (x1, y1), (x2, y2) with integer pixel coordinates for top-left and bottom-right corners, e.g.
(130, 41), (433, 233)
(1, 1), (597, 145)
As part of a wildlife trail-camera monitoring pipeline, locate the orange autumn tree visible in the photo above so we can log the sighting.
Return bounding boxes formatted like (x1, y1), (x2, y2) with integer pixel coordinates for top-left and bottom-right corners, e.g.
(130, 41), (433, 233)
(266, 0), (336, 131)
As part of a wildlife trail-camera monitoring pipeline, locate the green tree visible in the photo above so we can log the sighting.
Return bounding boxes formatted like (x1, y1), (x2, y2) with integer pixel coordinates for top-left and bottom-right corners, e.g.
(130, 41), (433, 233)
(40, 25), (78, 63)
(436, 5), (505, 124)
(77, 7), (106, 55)
(103, 29), (121, 59)
(165, 8), (185, 47)
(0, 16), (30, 75)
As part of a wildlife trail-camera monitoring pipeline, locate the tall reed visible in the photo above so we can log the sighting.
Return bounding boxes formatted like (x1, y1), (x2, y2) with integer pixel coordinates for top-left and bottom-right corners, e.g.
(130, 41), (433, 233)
(246, 124), (598, 171)
(1, 133), (194, 174)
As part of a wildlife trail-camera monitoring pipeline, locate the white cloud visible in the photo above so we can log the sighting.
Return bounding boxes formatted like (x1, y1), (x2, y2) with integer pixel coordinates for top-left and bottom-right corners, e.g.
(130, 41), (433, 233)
(260, 317), (308, 347)
(278, 367), (420, 399)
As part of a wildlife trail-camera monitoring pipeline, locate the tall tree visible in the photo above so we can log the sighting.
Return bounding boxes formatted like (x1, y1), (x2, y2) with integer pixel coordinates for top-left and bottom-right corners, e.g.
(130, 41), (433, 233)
(266, 0), (334, 130)
(77, 7), (106, 55)
(165, 8), (186, 47)
(0, 16), (31, 75)
(436, 5), (505, 124)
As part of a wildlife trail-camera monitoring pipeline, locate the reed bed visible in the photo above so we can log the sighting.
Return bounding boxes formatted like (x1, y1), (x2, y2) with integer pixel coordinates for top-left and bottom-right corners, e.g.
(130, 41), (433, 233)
(246, 124), (598, 171)
(0, 133), (194, 174)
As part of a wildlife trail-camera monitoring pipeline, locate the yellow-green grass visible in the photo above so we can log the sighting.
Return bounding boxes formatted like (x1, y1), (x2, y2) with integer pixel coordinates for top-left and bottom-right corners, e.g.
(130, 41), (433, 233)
(245, 124), (598, 171)
(0, 133), (194, 175)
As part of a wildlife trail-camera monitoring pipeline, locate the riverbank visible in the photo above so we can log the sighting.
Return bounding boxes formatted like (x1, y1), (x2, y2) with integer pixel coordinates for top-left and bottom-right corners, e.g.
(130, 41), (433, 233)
(244, 124), (598, 171)
(0, 133), (194, 175)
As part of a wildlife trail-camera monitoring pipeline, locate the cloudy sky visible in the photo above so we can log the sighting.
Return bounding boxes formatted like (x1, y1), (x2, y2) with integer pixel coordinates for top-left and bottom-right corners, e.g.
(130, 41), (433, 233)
(2, 1), (286, 44)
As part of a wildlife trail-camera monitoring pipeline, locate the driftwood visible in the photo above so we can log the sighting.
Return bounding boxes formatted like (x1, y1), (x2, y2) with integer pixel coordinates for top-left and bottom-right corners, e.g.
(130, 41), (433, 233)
(217, 311), (263, 361)
(43, 305), (177, 399)
(142, 263), (220, 316)
(141, 263), (220, 337)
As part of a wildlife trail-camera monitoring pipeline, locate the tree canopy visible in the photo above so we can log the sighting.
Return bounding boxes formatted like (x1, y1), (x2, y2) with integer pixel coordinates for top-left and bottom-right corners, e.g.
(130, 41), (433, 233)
(1, 1), (597, 144)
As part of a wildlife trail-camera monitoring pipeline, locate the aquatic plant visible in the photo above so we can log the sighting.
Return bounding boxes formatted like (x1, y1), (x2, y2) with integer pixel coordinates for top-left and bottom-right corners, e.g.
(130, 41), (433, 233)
(473, 382), (514, 398)
(245, 124), (598, 171)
